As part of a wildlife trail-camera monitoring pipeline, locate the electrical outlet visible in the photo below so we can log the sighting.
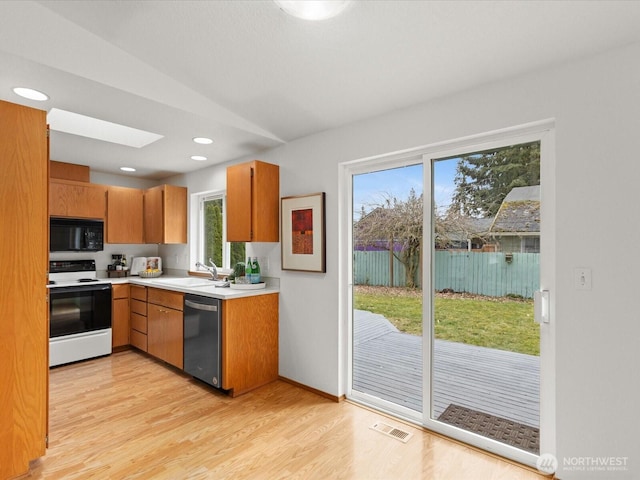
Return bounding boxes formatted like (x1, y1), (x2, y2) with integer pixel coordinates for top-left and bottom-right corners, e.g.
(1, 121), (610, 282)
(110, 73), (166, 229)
(574, 268), (592, 290)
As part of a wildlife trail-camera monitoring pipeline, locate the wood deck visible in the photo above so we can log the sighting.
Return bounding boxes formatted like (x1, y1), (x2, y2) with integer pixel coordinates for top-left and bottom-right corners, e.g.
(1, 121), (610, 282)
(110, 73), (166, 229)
(353, 310), (540, 428)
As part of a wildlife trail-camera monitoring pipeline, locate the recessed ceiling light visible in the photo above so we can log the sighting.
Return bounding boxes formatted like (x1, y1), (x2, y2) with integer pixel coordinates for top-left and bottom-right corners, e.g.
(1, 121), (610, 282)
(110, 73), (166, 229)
(120, 167), (136, 172)
(13, 87), (49, 101)
(193, 137), (213, 145)
(274, 0), (350, 20)
(48, 108), (163, 148)
(191, 155), (207, 161)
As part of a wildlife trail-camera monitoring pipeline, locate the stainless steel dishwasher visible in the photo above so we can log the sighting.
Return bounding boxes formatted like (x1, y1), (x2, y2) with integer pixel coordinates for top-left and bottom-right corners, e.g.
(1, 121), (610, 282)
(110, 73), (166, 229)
(183, 294), (222, 388)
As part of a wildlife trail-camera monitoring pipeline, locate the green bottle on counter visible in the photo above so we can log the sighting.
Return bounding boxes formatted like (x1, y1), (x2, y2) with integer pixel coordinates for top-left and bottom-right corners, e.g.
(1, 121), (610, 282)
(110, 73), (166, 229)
(245, 257), (252, 284)
(251, 257), (261, 284)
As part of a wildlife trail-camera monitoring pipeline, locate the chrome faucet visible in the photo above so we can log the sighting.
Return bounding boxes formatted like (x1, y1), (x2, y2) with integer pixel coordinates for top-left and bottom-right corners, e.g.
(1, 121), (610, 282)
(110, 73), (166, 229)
(195, 258), (218, 280)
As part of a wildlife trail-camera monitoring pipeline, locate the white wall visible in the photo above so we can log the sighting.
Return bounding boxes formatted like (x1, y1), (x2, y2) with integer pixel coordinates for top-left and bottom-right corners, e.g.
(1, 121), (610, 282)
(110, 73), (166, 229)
(166, 42), (640, 478)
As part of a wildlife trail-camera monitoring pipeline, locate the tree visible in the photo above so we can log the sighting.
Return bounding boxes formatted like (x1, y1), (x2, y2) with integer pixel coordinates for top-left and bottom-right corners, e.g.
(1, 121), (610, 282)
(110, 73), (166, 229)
(204, 198), (245, 268)
(450, 142), (540, 218)
(204, 199), (223, 266)
(355, 189), (423, 288)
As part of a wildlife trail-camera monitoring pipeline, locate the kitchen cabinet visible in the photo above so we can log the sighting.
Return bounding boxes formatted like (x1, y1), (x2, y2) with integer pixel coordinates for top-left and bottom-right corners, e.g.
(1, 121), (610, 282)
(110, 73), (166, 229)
(147, 288), (184, 369)
(130, 285), (148, 352)
(50, 178), (107, 219)
(222, 293), (279, 396)
(50, 160), (90, 182)
(144, 184), (187, 244)
(112, 284), (130, 349)
(106, 186), (144, 243)
(0, 100), (48, 479)
(226, 160), (279, 242)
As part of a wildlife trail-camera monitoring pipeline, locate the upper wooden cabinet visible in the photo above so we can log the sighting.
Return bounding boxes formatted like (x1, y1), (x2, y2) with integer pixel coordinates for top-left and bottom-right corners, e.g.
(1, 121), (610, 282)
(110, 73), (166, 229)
(50, 160), (90, 182)
(226, 160), (279, 242)
(106, 186), (144, 244)
(144, 184), (187, 244)
(0, 100), (48, 479)
(49, 179), (106, 219)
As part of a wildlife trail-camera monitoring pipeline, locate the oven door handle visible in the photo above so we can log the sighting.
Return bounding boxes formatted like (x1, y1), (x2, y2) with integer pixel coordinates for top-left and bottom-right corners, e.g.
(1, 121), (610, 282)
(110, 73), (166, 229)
(50, 284), (112, 295)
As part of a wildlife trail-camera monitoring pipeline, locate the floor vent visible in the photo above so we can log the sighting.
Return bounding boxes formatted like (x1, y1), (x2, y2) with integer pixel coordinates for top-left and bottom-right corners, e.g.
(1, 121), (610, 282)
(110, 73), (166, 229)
(370, 421), (413, 443)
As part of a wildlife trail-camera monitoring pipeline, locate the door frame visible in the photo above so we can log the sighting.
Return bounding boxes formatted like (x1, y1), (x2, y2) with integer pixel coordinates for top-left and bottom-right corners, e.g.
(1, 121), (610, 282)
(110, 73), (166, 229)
(339, 119), (556, 469)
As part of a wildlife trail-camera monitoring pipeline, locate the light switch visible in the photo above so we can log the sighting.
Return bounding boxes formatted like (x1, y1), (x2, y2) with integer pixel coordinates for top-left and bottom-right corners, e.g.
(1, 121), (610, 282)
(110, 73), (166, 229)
(574, 267), (592, 290)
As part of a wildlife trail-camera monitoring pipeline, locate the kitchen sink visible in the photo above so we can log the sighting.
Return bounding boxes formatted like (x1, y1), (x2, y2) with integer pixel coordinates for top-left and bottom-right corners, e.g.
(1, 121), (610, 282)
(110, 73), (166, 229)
(152, 277), (226, 288)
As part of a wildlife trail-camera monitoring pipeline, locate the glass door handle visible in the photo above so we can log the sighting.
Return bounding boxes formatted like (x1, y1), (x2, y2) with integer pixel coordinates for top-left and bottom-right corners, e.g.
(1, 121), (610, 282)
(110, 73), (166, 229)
(534, 290), (550, 324)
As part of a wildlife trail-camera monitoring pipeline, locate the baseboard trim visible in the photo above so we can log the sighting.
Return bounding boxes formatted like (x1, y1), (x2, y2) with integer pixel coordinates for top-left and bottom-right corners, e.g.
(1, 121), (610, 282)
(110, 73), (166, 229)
(278, 376), (344, 403)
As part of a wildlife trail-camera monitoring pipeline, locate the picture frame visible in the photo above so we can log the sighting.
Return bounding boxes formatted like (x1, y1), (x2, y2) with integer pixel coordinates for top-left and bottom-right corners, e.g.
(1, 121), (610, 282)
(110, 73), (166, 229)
(281, 192), (326, 273)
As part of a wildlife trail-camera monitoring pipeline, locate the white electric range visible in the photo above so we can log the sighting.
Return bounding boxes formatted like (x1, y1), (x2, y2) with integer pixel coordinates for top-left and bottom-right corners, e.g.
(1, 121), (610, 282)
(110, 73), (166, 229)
(48, 260), (112, 367)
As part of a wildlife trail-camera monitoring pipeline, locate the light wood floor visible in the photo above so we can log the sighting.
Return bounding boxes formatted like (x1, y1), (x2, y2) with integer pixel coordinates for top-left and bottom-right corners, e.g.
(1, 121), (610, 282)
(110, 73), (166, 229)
(28, 350), (548, 479)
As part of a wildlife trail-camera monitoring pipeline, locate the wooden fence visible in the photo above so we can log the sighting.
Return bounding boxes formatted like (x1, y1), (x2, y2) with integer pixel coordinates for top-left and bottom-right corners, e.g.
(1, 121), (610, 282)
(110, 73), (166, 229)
(354, 251), (539, 298)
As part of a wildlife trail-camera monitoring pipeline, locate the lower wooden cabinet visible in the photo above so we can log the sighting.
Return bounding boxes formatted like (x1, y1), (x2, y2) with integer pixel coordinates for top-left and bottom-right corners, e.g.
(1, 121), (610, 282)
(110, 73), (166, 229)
(222, 293), (279, 396)
(125, 283), (278, 397)
(147, 288), (184, 369)
(112, 284), (130, 348)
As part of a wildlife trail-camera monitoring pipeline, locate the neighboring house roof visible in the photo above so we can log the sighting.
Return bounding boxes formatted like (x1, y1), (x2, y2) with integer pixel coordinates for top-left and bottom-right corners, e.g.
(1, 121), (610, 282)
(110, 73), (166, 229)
(489, 185), (540, 234)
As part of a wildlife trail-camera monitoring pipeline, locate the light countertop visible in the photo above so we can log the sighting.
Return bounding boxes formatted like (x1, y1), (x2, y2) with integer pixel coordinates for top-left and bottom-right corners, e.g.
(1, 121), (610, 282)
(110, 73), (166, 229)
(107, 275), (279, 300)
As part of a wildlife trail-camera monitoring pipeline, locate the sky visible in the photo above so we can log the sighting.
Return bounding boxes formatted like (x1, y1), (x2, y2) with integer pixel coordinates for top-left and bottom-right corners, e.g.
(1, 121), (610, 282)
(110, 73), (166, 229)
(353, 159), (459, 219)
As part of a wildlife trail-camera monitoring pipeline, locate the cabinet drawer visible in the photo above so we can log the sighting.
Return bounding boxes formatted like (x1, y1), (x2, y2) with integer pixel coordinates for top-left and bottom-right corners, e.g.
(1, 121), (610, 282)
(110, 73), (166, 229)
(130, 285), (147, 301)
(131, 312), (147, 334)
(130, 329), (147, 352)
(112, 284), (129, 300)
(131, 299), (147, 316)
(148, 288), (183, 311)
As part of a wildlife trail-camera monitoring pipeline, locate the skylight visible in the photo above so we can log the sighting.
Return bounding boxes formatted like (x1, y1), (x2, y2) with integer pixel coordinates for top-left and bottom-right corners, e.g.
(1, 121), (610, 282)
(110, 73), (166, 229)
(47, 108), (163, 148)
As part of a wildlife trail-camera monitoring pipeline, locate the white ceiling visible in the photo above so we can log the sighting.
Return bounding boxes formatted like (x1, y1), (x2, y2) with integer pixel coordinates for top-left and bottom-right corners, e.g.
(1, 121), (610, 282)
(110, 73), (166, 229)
(2, 0), (640, 180)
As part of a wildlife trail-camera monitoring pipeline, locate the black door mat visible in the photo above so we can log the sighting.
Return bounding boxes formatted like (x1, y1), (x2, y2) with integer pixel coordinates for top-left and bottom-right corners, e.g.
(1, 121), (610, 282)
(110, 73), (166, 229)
(437, 404), (539, 454)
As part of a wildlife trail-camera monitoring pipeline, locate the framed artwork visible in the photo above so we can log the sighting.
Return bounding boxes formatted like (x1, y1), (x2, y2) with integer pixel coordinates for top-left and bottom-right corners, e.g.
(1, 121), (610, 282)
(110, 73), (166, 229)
(281, 192), (326, 272)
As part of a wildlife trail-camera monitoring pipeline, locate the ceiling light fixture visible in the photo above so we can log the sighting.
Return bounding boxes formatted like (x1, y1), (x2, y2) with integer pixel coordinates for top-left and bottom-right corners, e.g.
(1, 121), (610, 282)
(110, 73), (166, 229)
(274, 0), (350, 21)
(191, 155), (207, 161)
(13, 87), (49, 101)
(193, 137), (213, 145)
(120, 167), (136, 172)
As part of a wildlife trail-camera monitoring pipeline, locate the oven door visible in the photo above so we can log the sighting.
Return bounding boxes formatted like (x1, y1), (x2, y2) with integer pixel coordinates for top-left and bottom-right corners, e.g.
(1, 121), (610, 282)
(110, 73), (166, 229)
(49, 284), (112, 338)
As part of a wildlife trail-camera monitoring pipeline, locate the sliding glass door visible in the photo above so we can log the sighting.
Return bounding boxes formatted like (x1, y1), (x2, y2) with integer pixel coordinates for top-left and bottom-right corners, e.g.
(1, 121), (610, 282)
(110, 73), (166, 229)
(344, 124), (554, 468)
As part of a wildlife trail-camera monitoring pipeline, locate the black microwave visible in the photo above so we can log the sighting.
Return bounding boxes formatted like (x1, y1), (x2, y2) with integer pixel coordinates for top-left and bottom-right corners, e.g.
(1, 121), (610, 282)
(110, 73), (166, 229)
(50, 218), (104, 252)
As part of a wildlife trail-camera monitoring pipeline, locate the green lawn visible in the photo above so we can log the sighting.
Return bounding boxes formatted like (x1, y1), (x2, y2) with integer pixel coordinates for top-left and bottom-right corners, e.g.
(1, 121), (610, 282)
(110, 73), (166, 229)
(354, 286), (539, 356)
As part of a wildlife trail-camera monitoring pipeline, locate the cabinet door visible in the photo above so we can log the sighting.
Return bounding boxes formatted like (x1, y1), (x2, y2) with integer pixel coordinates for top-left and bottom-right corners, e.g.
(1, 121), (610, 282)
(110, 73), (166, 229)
(251, 161), (280, 242)
(163, 185), (187, 244)
(50, 179), (106, 219)
(148, 303), (183, 369)
(143, 185), (163, 243)
(107, 186), (144, 243)
(0, 100), (48, 479)
(144, 185), (187, 244)
(112, 284), (130, 347)
(226, 162), (253, 241)
(112, 298), (130, 347)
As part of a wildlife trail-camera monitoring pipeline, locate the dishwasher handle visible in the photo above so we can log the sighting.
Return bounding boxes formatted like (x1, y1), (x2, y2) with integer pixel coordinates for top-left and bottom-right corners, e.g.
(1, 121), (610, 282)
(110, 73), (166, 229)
(185, 298), (218, 312)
